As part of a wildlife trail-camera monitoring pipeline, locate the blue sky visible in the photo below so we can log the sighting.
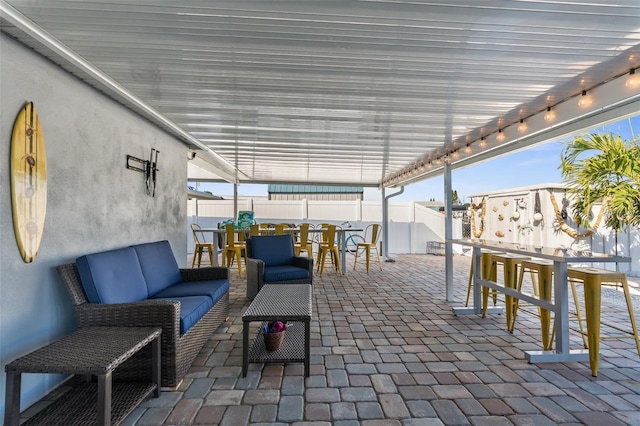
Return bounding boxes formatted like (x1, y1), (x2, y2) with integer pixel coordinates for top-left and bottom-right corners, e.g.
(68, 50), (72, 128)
(196, 116), (639, 203)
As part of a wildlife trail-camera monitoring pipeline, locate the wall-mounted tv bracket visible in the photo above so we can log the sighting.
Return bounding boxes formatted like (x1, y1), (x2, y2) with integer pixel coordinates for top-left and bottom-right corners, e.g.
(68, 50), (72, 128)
(126, 148), (159, 197)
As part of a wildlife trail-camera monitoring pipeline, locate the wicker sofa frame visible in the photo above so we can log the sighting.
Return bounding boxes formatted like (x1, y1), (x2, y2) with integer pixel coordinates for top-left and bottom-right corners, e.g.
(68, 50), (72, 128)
(57, 263), (229, 387)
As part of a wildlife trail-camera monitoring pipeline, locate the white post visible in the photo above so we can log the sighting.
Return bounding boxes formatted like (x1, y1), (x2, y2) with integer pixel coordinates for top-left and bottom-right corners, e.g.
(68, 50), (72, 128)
(444, 162), (454, 301)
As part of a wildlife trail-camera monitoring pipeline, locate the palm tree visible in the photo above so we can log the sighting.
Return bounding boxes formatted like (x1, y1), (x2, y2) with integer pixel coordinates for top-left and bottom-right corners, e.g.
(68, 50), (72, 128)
(560, 132), (640, 231)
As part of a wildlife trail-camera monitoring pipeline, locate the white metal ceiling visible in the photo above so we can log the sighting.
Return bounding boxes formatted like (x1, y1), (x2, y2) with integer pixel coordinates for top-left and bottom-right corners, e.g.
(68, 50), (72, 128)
(2, 1), (640, 187)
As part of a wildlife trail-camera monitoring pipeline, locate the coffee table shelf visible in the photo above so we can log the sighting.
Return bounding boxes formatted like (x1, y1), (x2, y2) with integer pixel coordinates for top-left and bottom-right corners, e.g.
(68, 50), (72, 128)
(248, 322), (306, 363)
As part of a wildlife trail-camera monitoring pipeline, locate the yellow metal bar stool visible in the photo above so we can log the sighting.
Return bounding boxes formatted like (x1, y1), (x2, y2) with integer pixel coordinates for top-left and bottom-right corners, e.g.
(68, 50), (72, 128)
(513, 259), (555, 349)
(465, 251), (501, 307)
(485, 253), (530, 329)
(567, 266), (640, 376)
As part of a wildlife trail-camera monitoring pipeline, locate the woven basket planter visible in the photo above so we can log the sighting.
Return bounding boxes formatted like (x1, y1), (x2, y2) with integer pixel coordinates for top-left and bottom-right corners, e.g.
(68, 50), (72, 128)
(263, 330), (285, 351)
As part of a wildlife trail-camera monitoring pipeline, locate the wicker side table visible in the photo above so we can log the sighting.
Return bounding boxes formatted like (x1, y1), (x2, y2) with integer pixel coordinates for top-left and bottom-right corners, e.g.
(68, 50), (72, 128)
(242, 284), (312, 377)
(4, 326), (161, 426)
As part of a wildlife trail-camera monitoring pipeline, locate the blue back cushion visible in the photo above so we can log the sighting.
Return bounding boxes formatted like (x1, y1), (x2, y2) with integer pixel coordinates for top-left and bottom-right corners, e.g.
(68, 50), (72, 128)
(132, 240), (183, 296)
(250, 235), (295, 267)
(76, 247), (148, 304)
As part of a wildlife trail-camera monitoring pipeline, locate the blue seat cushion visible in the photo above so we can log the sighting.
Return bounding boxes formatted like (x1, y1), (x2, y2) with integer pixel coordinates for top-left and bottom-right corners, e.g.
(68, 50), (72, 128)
(76, 247), (148, 304)
(150, 280), (229, 305)
(132, 240), (183, 296)
(153, 295), (214, 334)
(250, 235), (295, 267)
(263, 265), (310, 283)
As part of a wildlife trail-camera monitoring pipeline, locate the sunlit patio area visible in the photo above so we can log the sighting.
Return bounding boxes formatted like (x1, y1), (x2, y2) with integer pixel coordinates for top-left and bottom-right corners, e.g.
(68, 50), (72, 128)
(20, 254), (640, 425)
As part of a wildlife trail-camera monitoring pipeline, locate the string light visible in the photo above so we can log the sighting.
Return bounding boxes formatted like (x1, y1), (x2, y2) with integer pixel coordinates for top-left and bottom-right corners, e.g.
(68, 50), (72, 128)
(452, 150), (460, 159)
(517, 119), (528, 133)
(578, 90), (593, 108)
(479, 136), (487, 149)
(543, 106), (556, 122)
(464, 144), (472, 154)
(496, 128), (506, 142)
(627, 68), (639, 88)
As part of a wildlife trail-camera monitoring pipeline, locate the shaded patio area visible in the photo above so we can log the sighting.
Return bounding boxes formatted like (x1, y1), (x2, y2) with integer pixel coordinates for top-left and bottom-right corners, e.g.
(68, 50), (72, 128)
(27, 254), (640, 425)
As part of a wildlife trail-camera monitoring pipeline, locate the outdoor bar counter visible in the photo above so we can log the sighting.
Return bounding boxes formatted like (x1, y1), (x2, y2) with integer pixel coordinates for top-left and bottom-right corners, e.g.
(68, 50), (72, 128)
(450, 238), (630, 376)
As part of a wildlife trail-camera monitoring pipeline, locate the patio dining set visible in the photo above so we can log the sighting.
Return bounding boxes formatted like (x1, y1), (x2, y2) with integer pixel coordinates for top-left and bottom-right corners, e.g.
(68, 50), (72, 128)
(190, 220), (384, 277)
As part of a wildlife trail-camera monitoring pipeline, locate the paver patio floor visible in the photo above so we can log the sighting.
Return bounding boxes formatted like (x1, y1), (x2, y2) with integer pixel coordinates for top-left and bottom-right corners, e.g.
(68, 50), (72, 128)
(25, 254), (640, 425)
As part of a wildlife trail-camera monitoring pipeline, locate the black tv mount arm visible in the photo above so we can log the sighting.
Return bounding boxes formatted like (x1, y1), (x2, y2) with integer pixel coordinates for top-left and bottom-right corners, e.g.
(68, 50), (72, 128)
(126, 148), (159, 197)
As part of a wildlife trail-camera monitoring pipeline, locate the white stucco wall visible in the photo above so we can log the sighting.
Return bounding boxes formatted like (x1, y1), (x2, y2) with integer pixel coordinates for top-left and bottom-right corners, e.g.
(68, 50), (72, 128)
(0, 33), (188, 418)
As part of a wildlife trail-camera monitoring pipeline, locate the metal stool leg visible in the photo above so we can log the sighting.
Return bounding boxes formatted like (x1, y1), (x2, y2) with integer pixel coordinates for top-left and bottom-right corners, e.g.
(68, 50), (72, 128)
(582, 274), (602, 376)
(619, 276), (640, 357)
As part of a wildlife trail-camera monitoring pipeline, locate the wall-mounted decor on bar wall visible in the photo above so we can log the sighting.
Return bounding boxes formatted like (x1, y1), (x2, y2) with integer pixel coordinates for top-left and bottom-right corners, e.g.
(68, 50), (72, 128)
(10, 102), (47, 263)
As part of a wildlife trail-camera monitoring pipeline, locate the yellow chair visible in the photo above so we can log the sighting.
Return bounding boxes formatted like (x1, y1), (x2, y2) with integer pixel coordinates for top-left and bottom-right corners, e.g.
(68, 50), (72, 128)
(465, 251), (500, 307)
(316, 224), (341, 276)
(250, 224), (260, 237)
(513, 259), (555, 350)
(258, 223), (271, 235)
(484, 253), (530, 330)
(275, 223), (293, 235)
(190, 223), (214, 268)
(222, 224), (246, 277)
(294, 223), (313, 259)
(353, 224), (382, 272)
(568, 266), (640, 376)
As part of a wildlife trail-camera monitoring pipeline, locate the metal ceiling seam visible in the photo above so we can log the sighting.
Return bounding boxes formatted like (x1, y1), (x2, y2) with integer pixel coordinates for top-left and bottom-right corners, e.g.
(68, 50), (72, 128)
(0, 2), (242, 183)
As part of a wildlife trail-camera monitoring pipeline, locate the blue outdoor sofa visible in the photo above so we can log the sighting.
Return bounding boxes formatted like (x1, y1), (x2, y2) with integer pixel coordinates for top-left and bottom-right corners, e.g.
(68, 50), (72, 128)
(56, 240), (229, 387)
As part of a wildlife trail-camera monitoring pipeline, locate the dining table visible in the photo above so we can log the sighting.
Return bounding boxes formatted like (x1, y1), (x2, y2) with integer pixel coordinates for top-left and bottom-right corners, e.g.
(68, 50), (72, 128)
(195, 225), (362, 275)
(450, 238), (630, 375)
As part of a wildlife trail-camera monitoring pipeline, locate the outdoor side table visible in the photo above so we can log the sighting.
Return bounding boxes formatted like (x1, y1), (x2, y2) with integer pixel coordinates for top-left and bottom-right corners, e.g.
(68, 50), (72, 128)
(4, 326), (161, 426)
(242, 284), (312, 377)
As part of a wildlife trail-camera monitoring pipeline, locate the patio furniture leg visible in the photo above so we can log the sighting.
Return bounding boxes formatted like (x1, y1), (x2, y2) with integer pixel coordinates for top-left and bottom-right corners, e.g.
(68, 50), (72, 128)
(582, 275), (601, 376)
(4, 372), (21, 426)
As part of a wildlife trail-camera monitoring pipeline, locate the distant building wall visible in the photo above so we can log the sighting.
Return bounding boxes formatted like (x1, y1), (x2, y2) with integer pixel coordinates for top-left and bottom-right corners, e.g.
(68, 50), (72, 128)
(267, 184), (364, 200)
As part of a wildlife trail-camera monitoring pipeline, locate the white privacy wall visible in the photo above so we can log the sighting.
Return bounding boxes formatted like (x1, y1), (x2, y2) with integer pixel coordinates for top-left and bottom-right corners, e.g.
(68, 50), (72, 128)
(0, 33), (189, 419)
(188, 198), (456, 255)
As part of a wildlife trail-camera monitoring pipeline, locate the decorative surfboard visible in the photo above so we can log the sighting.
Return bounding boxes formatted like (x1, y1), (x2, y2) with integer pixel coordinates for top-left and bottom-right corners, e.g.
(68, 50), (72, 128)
(10, 102), (47, 263)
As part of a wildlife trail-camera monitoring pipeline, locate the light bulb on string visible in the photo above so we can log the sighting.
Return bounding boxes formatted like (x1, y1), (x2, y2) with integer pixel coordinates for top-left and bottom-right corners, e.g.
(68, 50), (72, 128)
(479, 136), (487, 149)
(517, 119), (528, 133)
(627, 68), (639, 88)
(496, 129), (506, 142)
(452, 150), (460, 159)
(543, 106), (556, 122)
(578, 90), (593, 108)
(464, 144), (472, 154)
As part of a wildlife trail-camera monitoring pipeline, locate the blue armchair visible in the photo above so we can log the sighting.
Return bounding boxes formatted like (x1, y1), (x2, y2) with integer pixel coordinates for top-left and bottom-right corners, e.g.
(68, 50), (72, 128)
(245, 234), (313, 299)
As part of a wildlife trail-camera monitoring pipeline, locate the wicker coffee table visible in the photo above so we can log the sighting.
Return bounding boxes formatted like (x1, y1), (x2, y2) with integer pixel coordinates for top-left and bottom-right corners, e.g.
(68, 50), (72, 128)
(4, 326), (161, 426)
(242, 284), (312, 377)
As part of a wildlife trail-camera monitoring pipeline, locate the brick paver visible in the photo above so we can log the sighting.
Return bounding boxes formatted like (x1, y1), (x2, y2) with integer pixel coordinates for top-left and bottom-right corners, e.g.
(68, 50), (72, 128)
(23, 254), (640, 425)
